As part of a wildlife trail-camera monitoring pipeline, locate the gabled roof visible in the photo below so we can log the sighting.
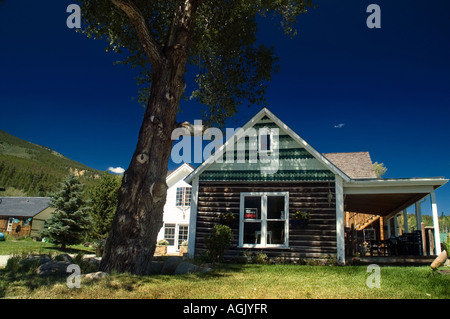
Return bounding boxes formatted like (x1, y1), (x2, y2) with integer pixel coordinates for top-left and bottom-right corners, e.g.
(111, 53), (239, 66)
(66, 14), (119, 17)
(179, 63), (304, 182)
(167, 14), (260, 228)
(0, 197), (51, 217)
(185, 107), (351, 183)
(323, 152), (377, 179)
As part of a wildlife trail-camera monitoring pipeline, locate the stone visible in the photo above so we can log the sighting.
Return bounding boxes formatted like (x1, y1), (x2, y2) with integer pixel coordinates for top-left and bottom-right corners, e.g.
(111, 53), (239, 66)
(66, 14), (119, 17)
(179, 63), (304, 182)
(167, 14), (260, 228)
(150, 261), (164, 274)
(82, 271), (108, 281)
(54, 253), (73, 263)
(36, 261), (72, 276)
(19, 254), (52, 267)
(174, 262), (199, 275)
(161, 257), (183, 275)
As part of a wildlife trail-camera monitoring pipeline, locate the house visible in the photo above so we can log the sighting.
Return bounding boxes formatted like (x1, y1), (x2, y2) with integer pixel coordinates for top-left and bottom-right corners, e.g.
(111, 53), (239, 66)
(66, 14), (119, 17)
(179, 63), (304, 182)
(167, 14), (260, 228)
(0, 197), (55, 238)
(156, 163), (194, 255)
(184, 107), (448, 264)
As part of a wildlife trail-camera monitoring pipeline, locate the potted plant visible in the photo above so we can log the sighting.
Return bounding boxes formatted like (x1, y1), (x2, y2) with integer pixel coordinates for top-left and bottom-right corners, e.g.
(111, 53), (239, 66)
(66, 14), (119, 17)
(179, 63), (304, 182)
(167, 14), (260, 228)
(179, 240), (188, 255)
(219, 212), (237, 227)
(290, 211), (311, 228)
(156, 239), (169, 255)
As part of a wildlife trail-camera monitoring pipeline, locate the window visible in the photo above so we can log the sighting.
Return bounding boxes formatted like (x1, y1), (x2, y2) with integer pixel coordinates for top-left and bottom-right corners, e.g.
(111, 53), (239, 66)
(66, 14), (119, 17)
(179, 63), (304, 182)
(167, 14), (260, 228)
(239, 192), (289, 248)
(164, 223), (176, 246)
(177, 225), (189, 249)
(7, 217), (13, 232)
(259, 130), (271, 152)
(176, 187), (191, 207)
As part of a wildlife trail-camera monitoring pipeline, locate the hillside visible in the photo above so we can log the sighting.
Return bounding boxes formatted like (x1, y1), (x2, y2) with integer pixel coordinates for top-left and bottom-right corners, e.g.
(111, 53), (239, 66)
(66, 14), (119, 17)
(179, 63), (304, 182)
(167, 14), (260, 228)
(0, 129), (101, 196)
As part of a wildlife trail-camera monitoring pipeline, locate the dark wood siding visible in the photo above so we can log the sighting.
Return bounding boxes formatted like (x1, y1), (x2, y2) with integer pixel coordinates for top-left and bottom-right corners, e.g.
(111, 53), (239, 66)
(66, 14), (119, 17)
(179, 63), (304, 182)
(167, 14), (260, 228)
(195, 181), (337, 260)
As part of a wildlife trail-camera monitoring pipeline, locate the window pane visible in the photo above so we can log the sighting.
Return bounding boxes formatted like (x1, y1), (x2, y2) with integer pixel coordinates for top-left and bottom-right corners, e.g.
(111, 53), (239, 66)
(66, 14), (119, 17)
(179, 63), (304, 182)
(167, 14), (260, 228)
(176, 188), (183, 206)
(267, 221), (285, 245)
(177, 225), (189, 247)
(267, 196), (285, 219)
(260, 134), (271, 151)
(184, 188), (191, 206)
(243, 222), (261, 245)
(244, 196), (261, 219)
(164, 224), (176, 246)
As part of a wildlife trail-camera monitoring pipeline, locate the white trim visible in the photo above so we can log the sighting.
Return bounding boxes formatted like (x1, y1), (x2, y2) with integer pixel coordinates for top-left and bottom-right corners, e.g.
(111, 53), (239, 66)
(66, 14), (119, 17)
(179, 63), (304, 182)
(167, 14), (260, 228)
(430, 191), (442, 255)
(187, 177), (199, 258)
(344, 185), (435, 195)
(335, 176), (345, 265)
(402, 209), (409, 233)
(238, 191), (289, 249)
(166, 163), (194, 183)
(184, 107), (351, 184)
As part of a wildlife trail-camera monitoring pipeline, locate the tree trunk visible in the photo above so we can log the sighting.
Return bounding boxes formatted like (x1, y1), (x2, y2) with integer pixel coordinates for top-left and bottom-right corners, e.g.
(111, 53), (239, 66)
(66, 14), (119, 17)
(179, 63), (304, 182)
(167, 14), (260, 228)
(99, 65), (185, 275)
(99, 0), (197, 275)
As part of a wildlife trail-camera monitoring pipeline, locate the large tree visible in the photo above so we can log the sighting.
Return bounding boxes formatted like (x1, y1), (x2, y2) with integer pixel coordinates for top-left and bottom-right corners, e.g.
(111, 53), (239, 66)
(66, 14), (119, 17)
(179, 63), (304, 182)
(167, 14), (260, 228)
(78, 0), (312, 275)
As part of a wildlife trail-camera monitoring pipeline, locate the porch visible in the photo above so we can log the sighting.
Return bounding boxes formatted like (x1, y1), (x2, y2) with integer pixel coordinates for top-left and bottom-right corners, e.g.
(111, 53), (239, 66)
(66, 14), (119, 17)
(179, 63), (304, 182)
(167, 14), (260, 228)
(339, 177), (448, 264)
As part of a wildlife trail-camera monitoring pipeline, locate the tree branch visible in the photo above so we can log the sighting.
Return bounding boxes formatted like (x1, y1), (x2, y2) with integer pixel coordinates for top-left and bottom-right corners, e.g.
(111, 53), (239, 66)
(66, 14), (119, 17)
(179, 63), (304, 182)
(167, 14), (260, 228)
(111, 0), (165, 69)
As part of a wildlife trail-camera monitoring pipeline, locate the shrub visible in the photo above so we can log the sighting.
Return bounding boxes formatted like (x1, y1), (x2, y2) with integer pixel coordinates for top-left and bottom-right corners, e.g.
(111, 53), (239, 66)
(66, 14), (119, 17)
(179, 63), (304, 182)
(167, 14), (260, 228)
(207, 224), (233, 263)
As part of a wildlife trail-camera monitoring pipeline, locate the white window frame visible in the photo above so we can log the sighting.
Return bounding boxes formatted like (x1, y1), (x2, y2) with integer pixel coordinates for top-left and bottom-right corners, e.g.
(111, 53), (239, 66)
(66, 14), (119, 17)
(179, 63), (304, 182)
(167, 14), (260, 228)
(176, 187), (192, 208)
(258, 127), (273, 153)
(238, 192), (289, 248)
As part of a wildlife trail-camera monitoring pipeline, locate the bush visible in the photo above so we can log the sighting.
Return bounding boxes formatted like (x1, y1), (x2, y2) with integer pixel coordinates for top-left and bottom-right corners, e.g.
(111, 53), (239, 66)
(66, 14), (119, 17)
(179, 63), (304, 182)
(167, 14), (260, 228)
(207, 224), (233, 263)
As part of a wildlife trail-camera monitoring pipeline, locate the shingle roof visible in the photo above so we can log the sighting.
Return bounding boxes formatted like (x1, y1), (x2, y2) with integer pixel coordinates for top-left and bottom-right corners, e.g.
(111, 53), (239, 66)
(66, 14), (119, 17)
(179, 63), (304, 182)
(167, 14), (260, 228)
(322, 152), (377, 179)
(0, 197), (51, 217)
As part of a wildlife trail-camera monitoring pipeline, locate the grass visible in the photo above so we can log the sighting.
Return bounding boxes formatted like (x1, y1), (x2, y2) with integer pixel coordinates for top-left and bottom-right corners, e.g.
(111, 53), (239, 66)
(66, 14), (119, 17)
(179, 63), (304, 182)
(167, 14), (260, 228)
(0, 237), (95, 255)
(0, 262), (449, 299)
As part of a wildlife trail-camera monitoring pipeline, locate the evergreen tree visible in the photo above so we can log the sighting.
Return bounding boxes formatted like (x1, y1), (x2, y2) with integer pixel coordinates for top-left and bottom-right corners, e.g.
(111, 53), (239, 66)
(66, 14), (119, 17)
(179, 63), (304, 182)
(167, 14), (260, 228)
(89, 171), (122, 240)
(41, 174), (91, 249)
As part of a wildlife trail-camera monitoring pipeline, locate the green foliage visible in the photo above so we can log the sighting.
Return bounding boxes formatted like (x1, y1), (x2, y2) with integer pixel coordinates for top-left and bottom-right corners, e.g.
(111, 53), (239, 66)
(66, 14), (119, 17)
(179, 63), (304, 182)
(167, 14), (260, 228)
(89, 172), (122, 240)
(0, 129), (101, 196)
(76, 0), (312, 127)
(40, 174), (91, 249)
(207, 224), (233, 262)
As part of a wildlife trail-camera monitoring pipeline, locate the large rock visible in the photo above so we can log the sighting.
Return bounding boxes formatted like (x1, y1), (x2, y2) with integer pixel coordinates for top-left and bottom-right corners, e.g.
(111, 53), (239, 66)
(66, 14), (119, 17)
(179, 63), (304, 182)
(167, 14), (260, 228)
(150, 261), (164, 274)
(19, 254), (52, 267)
(174, 262), (199, 275)
(161, 257), (183, 275)
(81, 271), (108, 281)
(36, 261), (72, 276)
(54, 254), (73, 263)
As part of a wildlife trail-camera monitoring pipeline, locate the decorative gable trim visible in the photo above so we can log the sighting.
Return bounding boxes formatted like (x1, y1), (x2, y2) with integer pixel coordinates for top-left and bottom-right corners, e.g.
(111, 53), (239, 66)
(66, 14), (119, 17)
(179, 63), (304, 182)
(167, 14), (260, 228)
(185, 107), (351, 183)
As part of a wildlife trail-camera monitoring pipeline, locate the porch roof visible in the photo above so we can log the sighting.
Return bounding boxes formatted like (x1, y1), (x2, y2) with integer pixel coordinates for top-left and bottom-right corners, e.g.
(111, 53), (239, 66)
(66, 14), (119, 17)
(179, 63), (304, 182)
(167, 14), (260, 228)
(343, 177), (448, 217)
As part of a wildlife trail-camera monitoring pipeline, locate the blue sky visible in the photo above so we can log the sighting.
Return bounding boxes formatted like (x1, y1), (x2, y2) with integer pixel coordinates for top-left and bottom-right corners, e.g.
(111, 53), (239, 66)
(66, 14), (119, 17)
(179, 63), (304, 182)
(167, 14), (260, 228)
(0, 0), (449, 215)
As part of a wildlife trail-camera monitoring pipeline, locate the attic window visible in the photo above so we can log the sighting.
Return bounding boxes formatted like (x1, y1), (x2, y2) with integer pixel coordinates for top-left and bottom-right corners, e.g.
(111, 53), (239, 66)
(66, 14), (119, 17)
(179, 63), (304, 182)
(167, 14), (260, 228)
(259, 130), (271, 152)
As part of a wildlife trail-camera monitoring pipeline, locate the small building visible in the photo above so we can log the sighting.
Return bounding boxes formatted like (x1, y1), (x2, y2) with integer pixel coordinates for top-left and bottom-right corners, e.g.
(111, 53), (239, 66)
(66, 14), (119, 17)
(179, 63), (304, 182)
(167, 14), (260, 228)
(156, 163), (194, 255)
(185, 107), (448, 264)
(0, 197), (55, 238)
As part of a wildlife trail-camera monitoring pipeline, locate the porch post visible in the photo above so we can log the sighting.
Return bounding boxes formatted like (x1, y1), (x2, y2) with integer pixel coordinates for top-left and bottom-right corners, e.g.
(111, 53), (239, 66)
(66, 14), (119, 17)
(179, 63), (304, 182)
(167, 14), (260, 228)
(415, 200), (423, 231)
(335, 176), (345, 265)
(386, 218), (391, 238)
(394, 214), (399, 236)
(403, 209), (409, 233)
(187, 176), (199, 258)
(430, 190), (442, 255)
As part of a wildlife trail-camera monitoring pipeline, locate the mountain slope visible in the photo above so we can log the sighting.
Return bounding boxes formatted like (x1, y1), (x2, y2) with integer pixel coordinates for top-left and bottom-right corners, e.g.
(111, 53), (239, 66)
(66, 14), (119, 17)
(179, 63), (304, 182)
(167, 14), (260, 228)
(0, 129), (101, 196)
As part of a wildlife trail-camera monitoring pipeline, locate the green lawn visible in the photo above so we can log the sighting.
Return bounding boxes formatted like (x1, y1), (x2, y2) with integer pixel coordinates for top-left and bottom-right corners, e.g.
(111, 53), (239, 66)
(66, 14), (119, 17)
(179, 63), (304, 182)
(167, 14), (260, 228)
(0, 237), (95, 255)
(1, 262), (449, 299)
